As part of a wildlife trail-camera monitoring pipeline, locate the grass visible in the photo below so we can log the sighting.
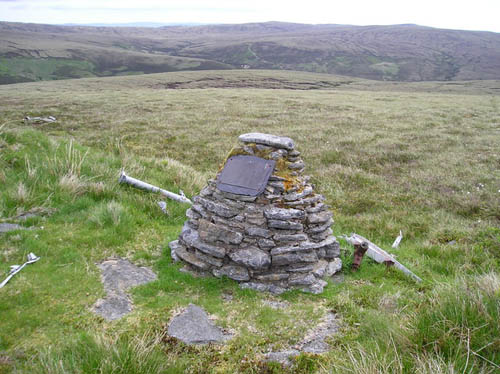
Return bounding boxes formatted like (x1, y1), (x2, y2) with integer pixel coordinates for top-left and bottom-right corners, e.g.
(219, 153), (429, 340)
(0, 70), (499, 373)
(0, 57), (97, 84)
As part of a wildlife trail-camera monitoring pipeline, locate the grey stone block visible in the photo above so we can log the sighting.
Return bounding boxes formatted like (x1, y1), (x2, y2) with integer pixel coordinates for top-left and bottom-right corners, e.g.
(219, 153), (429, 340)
(288, 160), (305, 170)
(301, 279), (328, 294)
(229, 247), (271, 270)
(307, 218), (333, 234)
(194, 196), (240, 218)
(325, 258), (342, 276)
(168, 304), (227, 344)
(258, 238), (275, 249)
(175, 246), (211, 271)
(181, 226), (226, 258)
(194, 250), (223, 267)
(245, 227), (273, 238)
(268, 220), (303, 230)
(283, 186), (313, 201)
(306, 203), (327, 213)
(307, 211), (333, 224)
(213, 265), (250, 281)
(270, 237), (336, 256)
(272, 251), (318, 266)
(287, 194), (325, 207)
(312, 260), (328, 278)
(273, 233), (308, 242)
(264, 207), (305, 220)
(254, 272), (289, 282)
(289, 273), (317, 286)
(169, 240), (183, 263)
(198, 219), (243, 245)
(239, 133), (295, 150)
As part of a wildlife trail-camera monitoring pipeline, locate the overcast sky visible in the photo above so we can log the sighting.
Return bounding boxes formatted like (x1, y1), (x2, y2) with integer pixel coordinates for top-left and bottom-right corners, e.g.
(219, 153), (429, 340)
(1, 0), (499, 33)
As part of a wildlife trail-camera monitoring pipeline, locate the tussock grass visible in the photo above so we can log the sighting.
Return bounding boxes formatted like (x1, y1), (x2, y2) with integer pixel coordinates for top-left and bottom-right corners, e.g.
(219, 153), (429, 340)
(412, 274), (500, 372)
(0, 71), (498, 373)
(31, 332), (184, 374)
(412, 354), (457, 374)
(12, 182), (30, 205)
(48, 139), (89, 178)
(333, 342), (406, 374)
(88, 201), (128, 227)
(58, 173), (88, 196)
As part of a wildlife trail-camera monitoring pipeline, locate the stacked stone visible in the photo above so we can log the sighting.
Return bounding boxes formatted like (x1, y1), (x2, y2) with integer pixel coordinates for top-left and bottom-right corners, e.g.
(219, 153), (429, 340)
(169, 133), (341, 294)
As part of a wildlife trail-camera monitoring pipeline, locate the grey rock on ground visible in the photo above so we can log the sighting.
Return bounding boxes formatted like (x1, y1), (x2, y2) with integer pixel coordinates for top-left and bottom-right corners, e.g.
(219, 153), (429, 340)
(264, 311), (339, 366)
(240, 282), (286, 294)
(0, 223), (26, 233)
(263, 350), (300, 367)
(298, 312), (339, 354)
(168, 304), (231, 344)
(93, 296), (133, 321)
(92, 258), (157, 321)
(331, 272), (345, 284)
(261, 299), (290, 310)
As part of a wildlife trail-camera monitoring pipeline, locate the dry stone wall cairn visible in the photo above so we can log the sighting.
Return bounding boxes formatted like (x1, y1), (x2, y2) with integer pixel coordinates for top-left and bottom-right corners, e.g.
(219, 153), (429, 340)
(169, 133), (341, 294)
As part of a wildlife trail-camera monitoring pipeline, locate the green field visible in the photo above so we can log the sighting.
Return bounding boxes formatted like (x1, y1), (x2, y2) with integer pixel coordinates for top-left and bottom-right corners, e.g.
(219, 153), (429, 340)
(0, 57), (97, 84)
(0, 70), (499, 373)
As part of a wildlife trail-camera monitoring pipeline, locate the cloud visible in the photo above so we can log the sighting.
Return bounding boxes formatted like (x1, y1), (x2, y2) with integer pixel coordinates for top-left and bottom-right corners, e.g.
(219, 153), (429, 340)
(0, 0), (499, 32)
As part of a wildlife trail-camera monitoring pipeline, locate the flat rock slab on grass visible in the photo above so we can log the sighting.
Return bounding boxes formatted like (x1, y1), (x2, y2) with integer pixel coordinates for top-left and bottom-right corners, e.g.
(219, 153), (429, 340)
(0, 223), (26, 233)
(264, 312), (339, 365)
(299, 312), (339, 353)
(261, 299), (290, 310)
(263, 350), (300, 367)
(168, 304), (230, 345)
(93, 296), (133, 321)
(92, 258), (156, 321)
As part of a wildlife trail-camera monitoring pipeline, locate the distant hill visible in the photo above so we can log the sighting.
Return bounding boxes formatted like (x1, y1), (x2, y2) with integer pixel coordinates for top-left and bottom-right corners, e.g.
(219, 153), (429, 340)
(1, 21), (499, 84)
(63, 22), (205, 27)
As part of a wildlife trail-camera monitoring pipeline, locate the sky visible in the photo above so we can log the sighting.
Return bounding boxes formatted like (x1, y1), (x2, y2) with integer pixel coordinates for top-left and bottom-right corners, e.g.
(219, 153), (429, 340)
(1, 0), (499, 33)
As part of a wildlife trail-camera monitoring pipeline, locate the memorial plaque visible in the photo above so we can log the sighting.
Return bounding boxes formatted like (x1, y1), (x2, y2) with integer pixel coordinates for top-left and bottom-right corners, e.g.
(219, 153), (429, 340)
(217, 155), (276, 196)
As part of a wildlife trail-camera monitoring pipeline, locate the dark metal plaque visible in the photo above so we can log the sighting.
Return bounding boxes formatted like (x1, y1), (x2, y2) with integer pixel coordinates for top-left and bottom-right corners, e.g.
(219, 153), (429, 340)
(217, 155), (276, 196)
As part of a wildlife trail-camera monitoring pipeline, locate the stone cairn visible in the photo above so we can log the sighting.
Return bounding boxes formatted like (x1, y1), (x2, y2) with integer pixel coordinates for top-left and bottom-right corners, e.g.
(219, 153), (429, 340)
(169, 133), (341, 294)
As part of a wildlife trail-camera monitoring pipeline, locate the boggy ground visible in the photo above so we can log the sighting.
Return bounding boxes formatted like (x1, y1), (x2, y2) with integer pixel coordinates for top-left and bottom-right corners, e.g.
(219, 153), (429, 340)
(0, 70), (499, 373)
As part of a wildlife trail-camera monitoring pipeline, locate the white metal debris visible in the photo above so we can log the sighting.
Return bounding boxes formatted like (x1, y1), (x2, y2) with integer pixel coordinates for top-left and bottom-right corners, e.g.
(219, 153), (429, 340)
(157, 201), (168, 214)
(24, 116), (56, 124)
(119, 171), (192, 204)
(392, 230), (403, 248)
(0, 253), (40, 289)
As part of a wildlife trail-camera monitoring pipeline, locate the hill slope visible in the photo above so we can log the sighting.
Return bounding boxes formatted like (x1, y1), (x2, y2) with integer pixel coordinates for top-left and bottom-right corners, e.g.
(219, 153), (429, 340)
(1, 21), (500, 84)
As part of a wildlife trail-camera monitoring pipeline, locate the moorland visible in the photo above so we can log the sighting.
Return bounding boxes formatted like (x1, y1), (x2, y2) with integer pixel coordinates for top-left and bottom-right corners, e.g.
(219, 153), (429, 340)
(1, 21), (500, 84)
(0, 69), (499, 373)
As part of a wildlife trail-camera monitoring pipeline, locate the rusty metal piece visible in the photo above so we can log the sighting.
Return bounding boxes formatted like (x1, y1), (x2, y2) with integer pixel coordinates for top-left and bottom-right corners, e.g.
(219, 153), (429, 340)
(351, 241), (368, 271)
(384, 260), (395, 268)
